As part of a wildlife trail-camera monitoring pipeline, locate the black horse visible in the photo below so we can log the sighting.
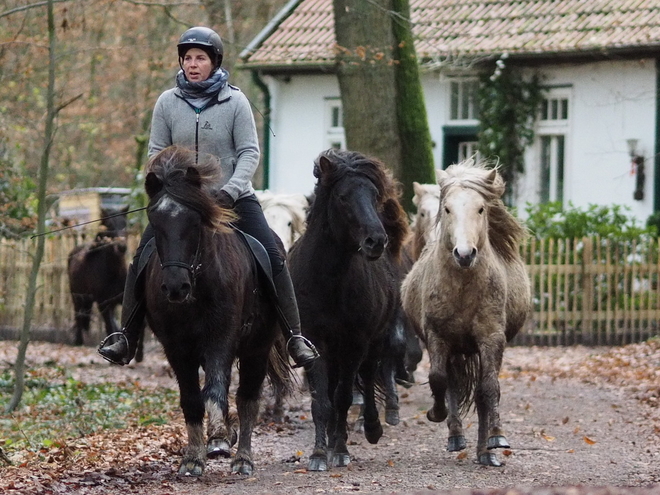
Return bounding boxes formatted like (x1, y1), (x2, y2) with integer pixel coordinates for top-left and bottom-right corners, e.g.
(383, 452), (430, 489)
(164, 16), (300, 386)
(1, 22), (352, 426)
(288, 149), (410, 471)
(67, 207), (140, 355)
(141, 145), (291, 476)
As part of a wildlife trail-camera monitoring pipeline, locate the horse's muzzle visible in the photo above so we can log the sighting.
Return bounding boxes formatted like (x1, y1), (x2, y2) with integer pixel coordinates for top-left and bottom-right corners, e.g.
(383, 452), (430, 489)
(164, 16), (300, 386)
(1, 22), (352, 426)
(160, 268), (193, 303)
(360, 234), (388, 261)
(453, 247), (477, 268)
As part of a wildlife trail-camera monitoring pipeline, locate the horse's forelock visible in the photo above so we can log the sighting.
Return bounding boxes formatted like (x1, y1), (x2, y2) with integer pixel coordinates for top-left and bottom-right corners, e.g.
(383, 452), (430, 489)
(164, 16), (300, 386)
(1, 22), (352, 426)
(146, 146), (233, 231)
(440, 160), (525, 262)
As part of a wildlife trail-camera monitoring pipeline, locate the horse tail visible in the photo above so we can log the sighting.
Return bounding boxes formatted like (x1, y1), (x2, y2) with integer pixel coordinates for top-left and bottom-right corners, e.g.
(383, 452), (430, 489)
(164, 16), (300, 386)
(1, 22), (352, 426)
(448, 353), (480, 417)
(266, 335), (295, 401)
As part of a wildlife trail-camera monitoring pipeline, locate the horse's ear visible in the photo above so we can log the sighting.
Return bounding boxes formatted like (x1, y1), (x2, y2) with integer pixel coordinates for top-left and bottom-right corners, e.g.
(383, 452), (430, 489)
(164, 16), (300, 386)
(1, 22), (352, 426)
(486, 169), (498, 184)
(436, 169), (449, 185)
(314, 154), (335, 180)
(145, 172), (162, 198)
(185, 167), (202, 187)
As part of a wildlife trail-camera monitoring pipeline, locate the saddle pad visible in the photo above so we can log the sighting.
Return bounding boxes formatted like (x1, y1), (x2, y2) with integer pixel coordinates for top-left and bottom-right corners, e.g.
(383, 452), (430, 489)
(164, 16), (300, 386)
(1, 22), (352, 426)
(134, 230), (277, 297)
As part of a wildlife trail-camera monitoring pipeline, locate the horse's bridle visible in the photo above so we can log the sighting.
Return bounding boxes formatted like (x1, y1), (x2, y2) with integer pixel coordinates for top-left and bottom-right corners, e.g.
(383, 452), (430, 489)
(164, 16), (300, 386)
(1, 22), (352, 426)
(159, 230), (203, 285)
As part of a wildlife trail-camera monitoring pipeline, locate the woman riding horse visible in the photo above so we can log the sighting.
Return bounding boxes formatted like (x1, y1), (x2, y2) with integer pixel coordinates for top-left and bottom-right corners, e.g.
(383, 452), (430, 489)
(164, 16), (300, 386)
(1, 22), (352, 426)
(98, 26), (318, 369)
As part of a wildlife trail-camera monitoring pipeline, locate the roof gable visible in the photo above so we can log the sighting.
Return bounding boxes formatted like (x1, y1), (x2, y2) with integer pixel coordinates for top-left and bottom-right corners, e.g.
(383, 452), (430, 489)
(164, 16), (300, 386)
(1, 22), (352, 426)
(240, 0), (660, 69)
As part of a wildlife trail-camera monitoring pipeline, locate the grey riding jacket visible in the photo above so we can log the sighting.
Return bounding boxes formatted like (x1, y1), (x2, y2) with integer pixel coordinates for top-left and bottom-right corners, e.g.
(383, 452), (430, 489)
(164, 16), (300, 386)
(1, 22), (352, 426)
(148, 83), (260, 203)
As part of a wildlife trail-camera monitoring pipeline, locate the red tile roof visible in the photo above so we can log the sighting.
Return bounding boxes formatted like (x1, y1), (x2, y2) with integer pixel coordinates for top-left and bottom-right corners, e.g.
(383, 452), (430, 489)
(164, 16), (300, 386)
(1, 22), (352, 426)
(240, 0), (660, 70)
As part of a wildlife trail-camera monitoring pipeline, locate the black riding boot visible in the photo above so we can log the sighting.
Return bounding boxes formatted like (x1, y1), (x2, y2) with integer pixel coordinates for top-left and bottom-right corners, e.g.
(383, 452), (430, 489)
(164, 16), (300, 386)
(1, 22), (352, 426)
(274, 266), (319, 369)
(98, 263), (145, 365)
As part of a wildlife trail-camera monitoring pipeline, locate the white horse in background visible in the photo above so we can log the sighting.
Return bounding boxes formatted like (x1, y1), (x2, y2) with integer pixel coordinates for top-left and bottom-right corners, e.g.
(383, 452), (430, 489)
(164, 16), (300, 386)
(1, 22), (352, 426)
(255, 190), (309, 252)
(409, 182), (440, 261)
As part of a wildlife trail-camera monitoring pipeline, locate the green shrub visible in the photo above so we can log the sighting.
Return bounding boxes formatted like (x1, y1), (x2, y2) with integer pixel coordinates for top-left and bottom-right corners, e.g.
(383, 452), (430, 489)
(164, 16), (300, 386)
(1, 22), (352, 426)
(524, 202), (656, 241)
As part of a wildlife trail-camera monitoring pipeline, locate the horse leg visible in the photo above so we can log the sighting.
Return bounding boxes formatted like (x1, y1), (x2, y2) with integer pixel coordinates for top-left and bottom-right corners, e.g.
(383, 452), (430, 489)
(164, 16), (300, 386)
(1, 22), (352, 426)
(168, 355), (206, 476)
(71, 295), (92, 346)
(359, 356), (384, 444)
(307, 355), (332, 471)
(134, 325), (145, 363)
(446, 380), (466, 452)
(426, 337), (449, 422)
(330, 357), (361, 468)
(476, 334), (508, 467)
(205, 367), (235, 459)
(379, 357), (400, 426)
(99, 302), (120, 339)
(231, 356), (268, 475)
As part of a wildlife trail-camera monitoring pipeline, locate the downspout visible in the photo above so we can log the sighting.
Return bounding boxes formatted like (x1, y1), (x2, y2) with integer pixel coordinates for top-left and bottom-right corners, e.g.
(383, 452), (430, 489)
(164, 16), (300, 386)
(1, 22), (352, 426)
(655, 58), (660, 213)
(252, 71), (271, 190)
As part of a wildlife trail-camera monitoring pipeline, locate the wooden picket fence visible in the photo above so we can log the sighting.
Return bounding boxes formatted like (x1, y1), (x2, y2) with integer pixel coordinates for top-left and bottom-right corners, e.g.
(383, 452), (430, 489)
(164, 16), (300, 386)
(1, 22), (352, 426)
(0, 232), (139, 343)
(0, 234), (659, 346)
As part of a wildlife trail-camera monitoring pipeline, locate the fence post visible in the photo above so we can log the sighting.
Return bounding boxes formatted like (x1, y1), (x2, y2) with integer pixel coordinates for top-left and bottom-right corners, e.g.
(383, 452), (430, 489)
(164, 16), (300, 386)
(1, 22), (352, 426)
(581, 237), (593, 345)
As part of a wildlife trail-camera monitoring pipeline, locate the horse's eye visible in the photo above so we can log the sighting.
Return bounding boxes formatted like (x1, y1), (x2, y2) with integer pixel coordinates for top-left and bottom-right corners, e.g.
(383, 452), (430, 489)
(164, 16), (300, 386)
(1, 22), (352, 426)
(445, 207), (450, 214)
(479, 207), (484, 214)
(420, 212), (426, 218)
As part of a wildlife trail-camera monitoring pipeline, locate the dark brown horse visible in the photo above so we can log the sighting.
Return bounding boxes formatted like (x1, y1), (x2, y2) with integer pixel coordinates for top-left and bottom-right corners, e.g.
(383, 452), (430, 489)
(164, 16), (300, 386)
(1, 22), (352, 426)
(67, 207), (139, 354)
(141, 145), (291, 476)
(288, 149), (409, 471)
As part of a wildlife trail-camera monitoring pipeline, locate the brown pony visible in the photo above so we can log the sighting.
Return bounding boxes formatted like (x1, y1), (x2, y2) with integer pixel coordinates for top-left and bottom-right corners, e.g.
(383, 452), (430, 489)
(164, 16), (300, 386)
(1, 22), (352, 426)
(141, 146), (291, 476)
(401, 159), (531, 467)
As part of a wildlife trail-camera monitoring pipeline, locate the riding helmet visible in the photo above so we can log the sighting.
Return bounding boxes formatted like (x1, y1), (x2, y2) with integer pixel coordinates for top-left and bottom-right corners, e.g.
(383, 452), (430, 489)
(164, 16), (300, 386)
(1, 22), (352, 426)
(177, 26), (224, 68)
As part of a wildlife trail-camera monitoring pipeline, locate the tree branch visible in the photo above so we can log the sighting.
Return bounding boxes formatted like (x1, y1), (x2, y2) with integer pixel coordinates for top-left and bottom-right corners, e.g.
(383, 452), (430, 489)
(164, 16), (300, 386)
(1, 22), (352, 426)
(55, 93), (83, 114)
(0, 0), (68, 20)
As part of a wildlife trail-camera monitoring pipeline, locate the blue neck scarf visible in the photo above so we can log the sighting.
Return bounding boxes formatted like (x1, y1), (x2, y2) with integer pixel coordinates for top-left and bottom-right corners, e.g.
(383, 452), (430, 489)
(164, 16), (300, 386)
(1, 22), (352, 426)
(176, 67), (229, 100)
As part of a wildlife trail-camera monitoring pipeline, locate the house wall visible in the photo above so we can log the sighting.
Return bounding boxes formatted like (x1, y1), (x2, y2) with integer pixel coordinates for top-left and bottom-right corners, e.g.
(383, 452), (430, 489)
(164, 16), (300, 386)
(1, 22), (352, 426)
(517, 59), (656, 222)
(263, 58), (657, 222)
(265, 74), (342, 195)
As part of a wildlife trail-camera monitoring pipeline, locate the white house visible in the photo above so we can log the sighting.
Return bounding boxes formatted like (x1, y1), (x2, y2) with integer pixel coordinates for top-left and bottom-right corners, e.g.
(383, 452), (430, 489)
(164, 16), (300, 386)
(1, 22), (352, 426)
(239, 0), (660, 222)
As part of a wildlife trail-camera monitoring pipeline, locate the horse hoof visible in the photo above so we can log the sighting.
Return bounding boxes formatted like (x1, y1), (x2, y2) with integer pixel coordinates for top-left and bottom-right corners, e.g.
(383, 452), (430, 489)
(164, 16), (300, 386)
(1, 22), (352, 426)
(207, 438), (231, 458)
(487, 435), (510, 450)
(332, 452), (351, 467)
(308, 454), (328, 472)
(426, 406), (447, 423)
(364, 421), (383, 444)
(231, 459), (254, 476)
(478, 452), (503, 467)
(178, 460), (204, 476)
(385, 408), (399, 426)
(447, 435), (466, 452)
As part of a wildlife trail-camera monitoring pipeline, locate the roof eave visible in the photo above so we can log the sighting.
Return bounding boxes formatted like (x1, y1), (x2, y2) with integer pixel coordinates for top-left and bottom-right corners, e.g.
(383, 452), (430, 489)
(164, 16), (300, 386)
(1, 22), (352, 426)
(237, 61), (337, 75)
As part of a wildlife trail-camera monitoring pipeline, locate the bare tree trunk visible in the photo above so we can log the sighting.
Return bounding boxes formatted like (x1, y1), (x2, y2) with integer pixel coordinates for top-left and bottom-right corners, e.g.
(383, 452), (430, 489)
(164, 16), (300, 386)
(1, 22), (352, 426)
(6, 0), (56, 413)
(333, 0), (402, 177)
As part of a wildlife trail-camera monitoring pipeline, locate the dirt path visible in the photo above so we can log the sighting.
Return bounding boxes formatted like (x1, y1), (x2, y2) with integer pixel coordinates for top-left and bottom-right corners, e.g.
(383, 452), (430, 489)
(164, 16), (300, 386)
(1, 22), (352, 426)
(1, 341), (659, 494)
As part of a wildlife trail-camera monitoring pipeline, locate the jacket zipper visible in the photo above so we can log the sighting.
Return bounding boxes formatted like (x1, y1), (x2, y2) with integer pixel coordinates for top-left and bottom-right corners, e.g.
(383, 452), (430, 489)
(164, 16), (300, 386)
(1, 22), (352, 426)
(195, 108), (201, 164)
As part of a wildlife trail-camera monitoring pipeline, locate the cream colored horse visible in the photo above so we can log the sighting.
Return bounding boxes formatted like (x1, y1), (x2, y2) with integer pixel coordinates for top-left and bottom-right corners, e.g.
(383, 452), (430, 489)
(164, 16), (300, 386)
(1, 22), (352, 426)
(255, 191), (309, 252)
(401, 159), (531, 467)
(409, 181), (440, 261)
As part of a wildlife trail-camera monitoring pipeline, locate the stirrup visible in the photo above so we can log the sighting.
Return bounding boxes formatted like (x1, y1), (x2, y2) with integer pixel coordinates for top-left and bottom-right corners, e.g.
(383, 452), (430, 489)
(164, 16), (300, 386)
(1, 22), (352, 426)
(97, 332), (129, 365)
(286, 335), (319, 369)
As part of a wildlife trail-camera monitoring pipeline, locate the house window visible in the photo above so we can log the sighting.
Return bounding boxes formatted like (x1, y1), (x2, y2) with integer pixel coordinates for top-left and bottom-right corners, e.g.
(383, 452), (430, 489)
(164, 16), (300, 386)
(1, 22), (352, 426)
(325, 98), (345, 150)
(458, 141), (480, 162)
(538, 88), (570, 204)
(450, 79), (479, 121)
(540, 97), (569, 122)
(540, 135), (565, 203)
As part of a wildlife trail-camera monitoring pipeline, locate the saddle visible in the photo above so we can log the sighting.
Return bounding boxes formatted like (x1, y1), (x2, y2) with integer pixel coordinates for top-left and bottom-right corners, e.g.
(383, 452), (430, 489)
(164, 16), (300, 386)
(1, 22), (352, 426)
(134, 228), (276, 297)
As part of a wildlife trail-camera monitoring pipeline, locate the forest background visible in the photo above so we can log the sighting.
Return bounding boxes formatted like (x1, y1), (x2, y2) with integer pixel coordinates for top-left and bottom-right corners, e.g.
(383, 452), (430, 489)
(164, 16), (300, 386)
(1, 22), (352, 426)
(0, 0), (286, 233)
